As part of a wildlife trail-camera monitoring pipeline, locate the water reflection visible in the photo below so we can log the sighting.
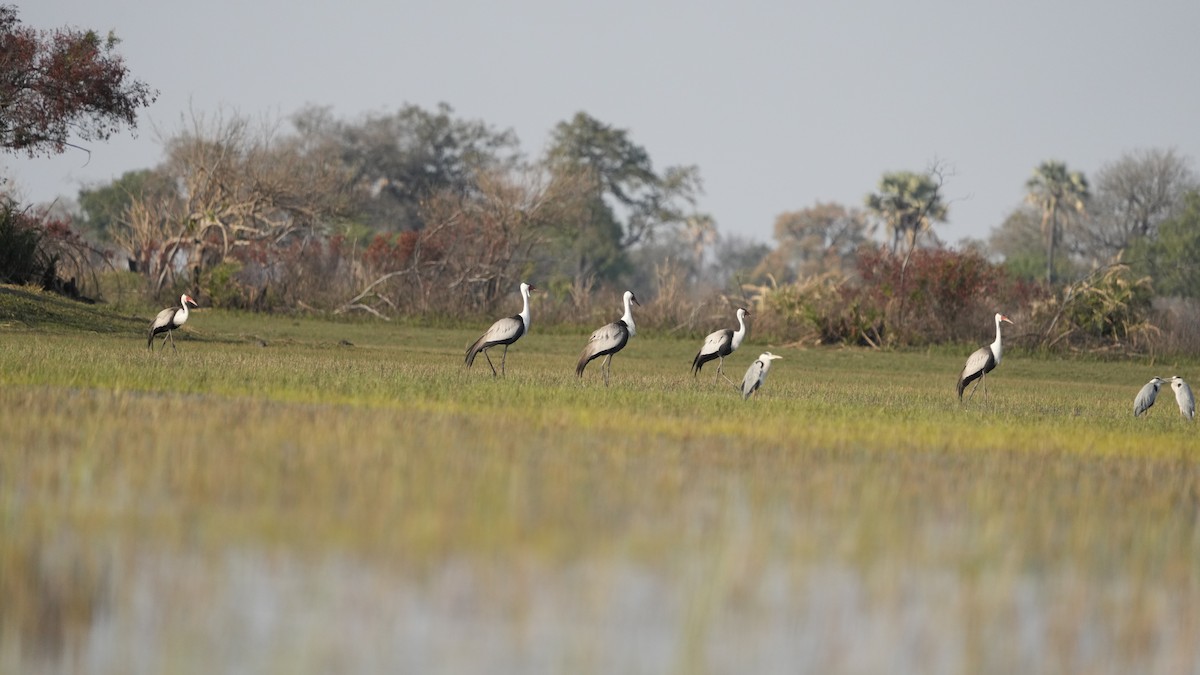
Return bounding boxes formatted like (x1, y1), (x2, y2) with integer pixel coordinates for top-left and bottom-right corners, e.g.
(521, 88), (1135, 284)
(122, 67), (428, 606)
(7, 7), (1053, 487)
(4, 538), (1199, 674)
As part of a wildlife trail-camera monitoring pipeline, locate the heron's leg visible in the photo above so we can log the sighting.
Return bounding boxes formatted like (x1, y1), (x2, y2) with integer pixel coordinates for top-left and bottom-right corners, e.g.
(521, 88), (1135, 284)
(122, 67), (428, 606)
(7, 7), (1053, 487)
(483, 349), (498, 377)
(501, 344), (509, 377)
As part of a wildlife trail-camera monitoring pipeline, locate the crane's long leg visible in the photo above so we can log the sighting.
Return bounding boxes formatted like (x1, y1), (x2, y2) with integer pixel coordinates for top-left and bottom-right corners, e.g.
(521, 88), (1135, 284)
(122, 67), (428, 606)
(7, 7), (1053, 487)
(501, 344), (509, 377)
(482, 349), (498, 377)
(168, 330), (178, 354)
(602, 354), (613, 387)
(717, 357), (739, 387)
(966, 373), (983, 401)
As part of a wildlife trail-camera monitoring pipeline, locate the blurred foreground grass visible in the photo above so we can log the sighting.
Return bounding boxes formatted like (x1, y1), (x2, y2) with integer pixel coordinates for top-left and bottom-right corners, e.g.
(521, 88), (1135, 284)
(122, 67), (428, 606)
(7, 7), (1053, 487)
(2, 292), (1200, 674)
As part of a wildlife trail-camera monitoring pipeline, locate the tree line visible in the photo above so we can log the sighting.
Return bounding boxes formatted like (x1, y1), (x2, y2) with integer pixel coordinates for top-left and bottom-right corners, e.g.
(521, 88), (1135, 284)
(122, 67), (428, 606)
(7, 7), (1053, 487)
(2, 6), (1199, 353)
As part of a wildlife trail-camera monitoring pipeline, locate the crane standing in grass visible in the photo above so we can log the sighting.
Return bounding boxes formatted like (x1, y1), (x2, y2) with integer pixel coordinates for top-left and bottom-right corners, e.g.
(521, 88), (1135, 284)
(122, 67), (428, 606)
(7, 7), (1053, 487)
(957, 313), (1014, 402)
(691, 307), (750, 382)
(742, 352), (782, 400)
(576, 290), (639, 386)
(465, 282), (537, 377)
(148, 294), (198, 352)
(1170, 376), (1195, 419)
(1133, 377), (1166, 417)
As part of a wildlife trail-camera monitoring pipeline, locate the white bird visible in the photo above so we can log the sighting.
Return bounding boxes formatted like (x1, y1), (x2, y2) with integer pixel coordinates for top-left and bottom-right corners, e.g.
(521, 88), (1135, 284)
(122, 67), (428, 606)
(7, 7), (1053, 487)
(742, 351), (782, 400)
(1133, 377), (1166, 417)
(148, 294), (198, 352)
(957, 313), (1014, 402)
(1170, 376), (1195, 420)
(466, 282), (536, 377)
(576, 290), (639, 386)
(692, 307), (750, 381)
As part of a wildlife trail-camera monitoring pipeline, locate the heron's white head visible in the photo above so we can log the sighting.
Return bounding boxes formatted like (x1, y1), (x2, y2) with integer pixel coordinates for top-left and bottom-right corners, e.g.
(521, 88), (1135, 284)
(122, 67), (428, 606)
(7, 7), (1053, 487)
(1171, 376), (1188, 388)
(1149, 376), (1166, 386)
(759, 351), (782, 362)
(996, 313), (1013, 325)
(182, 294), (198, 308)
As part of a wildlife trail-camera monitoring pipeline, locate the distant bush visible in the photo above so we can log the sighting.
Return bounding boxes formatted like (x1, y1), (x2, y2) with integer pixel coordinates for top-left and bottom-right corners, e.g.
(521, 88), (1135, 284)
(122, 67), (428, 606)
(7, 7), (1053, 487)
(1029, 263), (1157, 352)
(748, 247), (1044, 347)
(0, 198), (99, 300)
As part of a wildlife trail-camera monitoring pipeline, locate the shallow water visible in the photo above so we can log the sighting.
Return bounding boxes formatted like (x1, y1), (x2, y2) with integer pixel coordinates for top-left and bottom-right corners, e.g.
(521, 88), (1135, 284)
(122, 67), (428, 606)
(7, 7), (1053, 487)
(6, 532), (1198, 675)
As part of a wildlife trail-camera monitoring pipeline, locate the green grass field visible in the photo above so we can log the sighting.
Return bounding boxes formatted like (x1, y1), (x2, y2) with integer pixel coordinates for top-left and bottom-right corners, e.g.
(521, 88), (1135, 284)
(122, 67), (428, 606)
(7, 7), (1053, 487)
(2, 286), (1199, 674)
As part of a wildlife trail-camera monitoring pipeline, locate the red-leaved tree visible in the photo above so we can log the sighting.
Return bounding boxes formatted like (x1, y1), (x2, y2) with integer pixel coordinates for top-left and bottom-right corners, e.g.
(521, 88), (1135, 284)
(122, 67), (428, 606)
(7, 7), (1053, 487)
(0, 5), (156, 157)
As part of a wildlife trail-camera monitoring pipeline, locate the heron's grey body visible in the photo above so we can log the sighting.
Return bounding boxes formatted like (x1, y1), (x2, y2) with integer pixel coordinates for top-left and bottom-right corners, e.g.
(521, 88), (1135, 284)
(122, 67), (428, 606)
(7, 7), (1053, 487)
(957, 313), (1013, 402)
(1170, 376), (1195, 419)
(692, 308), (749, 379)
(466, 282), (534, 377)
(148, 294), (197, 352)
(576, 291), (639, 386)
(742, 352), (782, 400)
(1133, 377), (1166, 417)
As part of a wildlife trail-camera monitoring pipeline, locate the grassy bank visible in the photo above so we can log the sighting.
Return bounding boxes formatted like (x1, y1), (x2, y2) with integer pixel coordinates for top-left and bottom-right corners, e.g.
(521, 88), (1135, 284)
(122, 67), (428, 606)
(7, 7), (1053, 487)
(2, 288), (1198, 673)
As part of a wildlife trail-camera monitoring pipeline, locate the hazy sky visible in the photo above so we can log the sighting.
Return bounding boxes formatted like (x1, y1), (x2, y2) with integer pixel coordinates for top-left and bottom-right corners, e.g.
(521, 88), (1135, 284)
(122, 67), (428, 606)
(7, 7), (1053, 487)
(5, 0), (1199, 245)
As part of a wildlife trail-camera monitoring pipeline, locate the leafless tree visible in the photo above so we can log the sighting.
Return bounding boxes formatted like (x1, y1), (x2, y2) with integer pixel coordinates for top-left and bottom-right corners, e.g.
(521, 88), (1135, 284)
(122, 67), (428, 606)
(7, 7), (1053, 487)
(1074, 148), (1197, 264)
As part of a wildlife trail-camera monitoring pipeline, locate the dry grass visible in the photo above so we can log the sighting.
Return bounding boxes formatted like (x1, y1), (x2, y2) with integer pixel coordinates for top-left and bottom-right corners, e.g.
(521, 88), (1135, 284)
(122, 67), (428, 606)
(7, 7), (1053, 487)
(2, 295), (1200, 674)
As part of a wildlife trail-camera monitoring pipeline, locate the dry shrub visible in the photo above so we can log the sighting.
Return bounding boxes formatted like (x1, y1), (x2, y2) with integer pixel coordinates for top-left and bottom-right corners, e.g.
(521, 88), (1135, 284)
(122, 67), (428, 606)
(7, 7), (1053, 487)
(1031, 264), (1158, 353)
(746, 247), (1042, 347)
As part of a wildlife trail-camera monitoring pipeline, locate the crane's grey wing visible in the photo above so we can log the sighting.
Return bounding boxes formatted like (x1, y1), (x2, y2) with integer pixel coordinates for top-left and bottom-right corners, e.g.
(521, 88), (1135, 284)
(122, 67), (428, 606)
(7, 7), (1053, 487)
(577, 321), (629, 374)
(585, 321), (626, 352)
(698, 329), (731, 357)
(466, 315), (524, 365)
(742, 359), (765, 399)
(150, 306), (177, 331)
(959, 346), (992, 381)
(1133, 382), (1159, 417)
(480, 316), (524, 346)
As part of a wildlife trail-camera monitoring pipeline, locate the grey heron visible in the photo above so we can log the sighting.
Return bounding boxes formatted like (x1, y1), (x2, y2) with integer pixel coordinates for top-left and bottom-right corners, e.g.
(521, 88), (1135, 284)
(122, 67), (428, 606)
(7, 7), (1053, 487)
(691, 307), (750, 382)
(957, 313), (1014, 402)
(1170, 376), (1195, 419)
(742, 351), (782, 400)
(148, 294), (198, 352)
(465, 282), (536, 377)
(576, 290), (639, 386)
(1133, 376), (1166, 417)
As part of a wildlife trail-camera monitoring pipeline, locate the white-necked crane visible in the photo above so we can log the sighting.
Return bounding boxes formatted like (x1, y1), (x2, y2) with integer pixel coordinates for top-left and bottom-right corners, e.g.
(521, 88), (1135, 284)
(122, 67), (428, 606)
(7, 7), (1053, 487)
(692, 307), (750, 382)
(148, 294), (198, 352)
(741, 351), (782, 400)
(1133, 377), (1166, 417)
(1170, 376), (1195, 419)
(465, 282), (537, 377)
(956, 313), (1014, 402)
(576, 290), (639, 386)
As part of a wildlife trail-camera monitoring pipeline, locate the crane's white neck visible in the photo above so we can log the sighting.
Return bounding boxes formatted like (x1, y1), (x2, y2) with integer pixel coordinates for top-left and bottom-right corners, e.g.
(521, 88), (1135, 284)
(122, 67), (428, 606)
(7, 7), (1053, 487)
(177, 294), (190, 323)
(622, 293), (636, 337)
(519, 285), (532, 330)
(731, 309), (748, 350)
(991, 314), (1005, 364)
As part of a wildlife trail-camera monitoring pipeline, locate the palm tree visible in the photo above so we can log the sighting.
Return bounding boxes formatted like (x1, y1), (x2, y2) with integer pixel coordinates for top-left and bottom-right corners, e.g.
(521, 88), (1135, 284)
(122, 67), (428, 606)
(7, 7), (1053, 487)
(1025, 161), (1089, 284)
(864, 171), (948, 256)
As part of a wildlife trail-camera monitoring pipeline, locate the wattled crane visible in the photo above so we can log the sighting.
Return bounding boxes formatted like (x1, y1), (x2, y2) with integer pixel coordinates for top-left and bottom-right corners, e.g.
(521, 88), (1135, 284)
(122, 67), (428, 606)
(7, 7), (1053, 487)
(148, 294), (198, 352)
(576, 290), (639, 386)
(957, 313), (1014, 402)
(465, 282), (536, 377)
